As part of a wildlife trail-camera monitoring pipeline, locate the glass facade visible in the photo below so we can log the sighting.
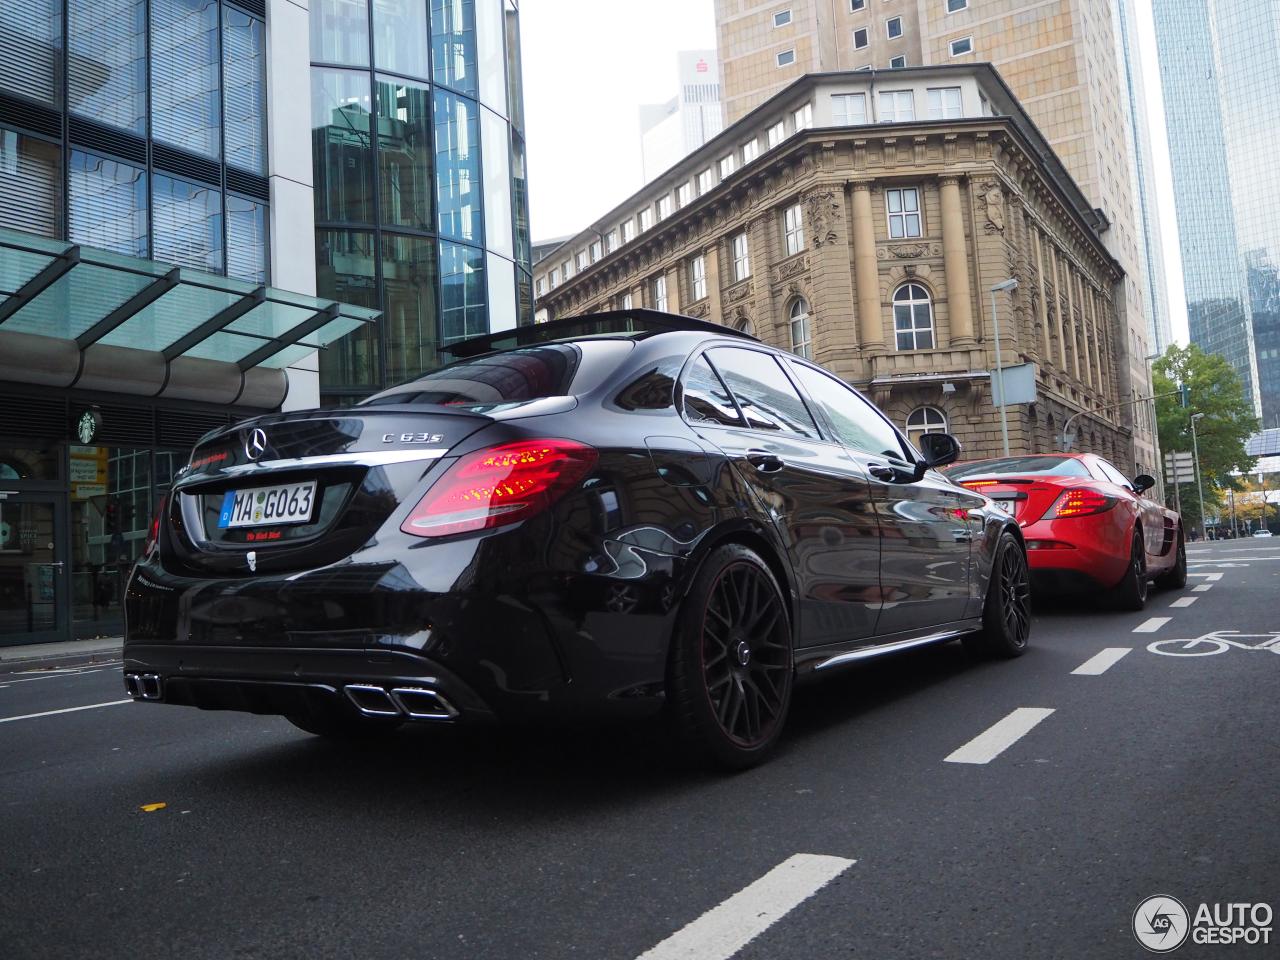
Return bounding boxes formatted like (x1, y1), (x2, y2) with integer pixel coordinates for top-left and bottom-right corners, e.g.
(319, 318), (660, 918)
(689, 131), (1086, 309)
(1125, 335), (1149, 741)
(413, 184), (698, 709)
(0, 0), (269, 283)
(312, 0), (531, 399)
(1155, 0), (1279, 422)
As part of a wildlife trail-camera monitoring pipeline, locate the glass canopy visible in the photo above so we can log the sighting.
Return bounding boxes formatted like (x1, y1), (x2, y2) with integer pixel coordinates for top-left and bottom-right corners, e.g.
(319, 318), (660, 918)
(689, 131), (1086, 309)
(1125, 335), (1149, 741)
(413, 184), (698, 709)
(0, 226), (379, 373)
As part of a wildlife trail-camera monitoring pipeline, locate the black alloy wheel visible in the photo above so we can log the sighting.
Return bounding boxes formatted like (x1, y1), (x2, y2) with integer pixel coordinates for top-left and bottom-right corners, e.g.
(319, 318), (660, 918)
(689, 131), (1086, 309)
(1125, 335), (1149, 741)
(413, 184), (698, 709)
(1112, 531), (1149, 611)
(965, 530), (1032, 658)
(668, 544), (794, 769)
(1156, 532), (1188, 590)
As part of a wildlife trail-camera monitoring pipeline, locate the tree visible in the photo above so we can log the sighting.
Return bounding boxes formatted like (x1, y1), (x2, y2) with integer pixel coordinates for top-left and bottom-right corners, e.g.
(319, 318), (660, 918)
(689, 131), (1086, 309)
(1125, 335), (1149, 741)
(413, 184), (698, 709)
(1152, 344), (1257, 529)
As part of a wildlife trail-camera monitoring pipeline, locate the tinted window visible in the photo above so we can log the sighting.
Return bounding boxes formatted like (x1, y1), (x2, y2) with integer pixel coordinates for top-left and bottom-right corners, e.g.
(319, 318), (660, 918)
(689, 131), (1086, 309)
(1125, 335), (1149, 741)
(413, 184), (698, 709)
(709, 348), (819, 438)
(947, 456), (1092, 480)
(614, 355), (682, 412)
(1095, 459), (1133, 489)
(789, 362), (907, 458)
(682, 356), (743, 427)
(363, 344), (579, 409)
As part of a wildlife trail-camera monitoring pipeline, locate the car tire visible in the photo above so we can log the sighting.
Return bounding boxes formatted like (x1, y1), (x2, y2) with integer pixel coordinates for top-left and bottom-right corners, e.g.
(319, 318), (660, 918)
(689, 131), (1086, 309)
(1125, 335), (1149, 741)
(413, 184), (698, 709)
(1111, 530), (1149, 611)
(963, 530), (1032, 659)
(667, 543), (794, 770)
(1155, 531), (1188, 590)
(286, 710), (403, 739)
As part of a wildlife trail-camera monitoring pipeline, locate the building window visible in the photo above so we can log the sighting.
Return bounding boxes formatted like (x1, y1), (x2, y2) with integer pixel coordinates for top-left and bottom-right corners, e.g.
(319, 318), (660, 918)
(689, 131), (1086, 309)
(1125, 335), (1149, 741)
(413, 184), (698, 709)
(152, 0), (222, 159)
(677, 181), (693, 208)
(774, 9), (792, 26)
(377, 77), (433, 232)
(561, 257), (572, 279)
(605, 229), (619, 253)
(549, 267), (559, 288)
(68, 0), (147, 135)
(652, 274), (668, 311)
(927, 86), (963, 120)
(226, 194), (267, 282)
(767, 120), (786, 148)
(949, 36), (974, 57)
(735, 316), (755, 336)
(438, 239), (487, 347)
(697, 167), (713, 194)
(886, 187), (921, 238)
(906, 406), (948, 443)
(742, 138), (759, 163)
(793, 103), (813, 132)
(732, 232), (750, 281)
(832, 92), (867, 125)
(622, 291), (633, 309)
(431, 0), (478, 94)
(719, 154), (736, 178)
(622, 218), (636, 243)
(946, 0), (968, 12)
(889, 55), (907, 68)
(153, 173), (223, 273)
(639, 208), (654, 231)
(855, 64), (872, 72)
(222, 6), (268, 174)
(691, 255), (707, 300)
(783, 203), (804, 256)
(893, 283), (934, 350)
(878, 89), (915, 122)
(592, 239), (605, 262)
(789, 299), (813, 359)
(373, 0), (429, 77)
(850, 0), (865, 10)
(886, 16), (903, 39)
(776, 49), (796, 67)
(853, 27), (869, 49)
(657, 194), (673, 220)
(535, 276), (546, 296)
(68, 151), (147, 258)
(434, 89), (482, 243)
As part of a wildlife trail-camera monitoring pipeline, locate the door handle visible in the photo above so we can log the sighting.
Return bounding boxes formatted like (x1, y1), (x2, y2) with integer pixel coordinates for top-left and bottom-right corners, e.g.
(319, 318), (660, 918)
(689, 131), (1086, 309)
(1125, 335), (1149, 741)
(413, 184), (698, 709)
(867, 463), (897, 482)
(746, 449), (784, 473)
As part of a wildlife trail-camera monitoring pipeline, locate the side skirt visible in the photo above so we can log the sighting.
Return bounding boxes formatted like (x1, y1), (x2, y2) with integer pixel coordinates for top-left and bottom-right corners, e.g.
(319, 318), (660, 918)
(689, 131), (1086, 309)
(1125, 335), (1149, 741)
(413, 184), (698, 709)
(794, 618), (984, 679)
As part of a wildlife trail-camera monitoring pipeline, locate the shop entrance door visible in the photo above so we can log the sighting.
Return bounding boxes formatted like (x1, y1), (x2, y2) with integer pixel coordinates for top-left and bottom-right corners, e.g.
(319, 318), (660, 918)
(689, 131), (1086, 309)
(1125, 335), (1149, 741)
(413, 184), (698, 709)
(0, 493), (67, 645)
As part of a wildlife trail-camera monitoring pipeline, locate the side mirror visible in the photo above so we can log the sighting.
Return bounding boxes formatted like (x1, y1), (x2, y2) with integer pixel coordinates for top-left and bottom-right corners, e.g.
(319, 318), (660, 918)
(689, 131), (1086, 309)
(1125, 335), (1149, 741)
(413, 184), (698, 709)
(917, 432), (962, 469)
(1132, 474), (1155, 494)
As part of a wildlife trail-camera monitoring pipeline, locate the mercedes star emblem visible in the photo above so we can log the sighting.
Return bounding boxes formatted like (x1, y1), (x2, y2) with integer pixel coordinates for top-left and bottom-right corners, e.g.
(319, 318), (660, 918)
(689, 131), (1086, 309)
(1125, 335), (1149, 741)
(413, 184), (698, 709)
(245, 427), (268, 461)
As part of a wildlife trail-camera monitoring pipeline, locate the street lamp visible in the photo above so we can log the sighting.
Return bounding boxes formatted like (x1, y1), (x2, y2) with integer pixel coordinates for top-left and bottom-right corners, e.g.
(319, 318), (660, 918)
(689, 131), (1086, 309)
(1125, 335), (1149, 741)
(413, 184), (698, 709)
(1190, 412), (1207, 539)
(989, 278), (1018, 458)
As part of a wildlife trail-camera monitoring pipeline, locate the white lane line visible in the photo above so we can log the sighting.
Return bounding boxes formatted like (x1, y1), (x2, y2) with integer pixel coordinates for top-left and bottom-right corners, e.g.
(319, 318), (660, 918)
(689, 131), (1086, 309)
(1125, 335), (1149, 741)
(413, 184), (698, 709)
(1189, 573), (1224, 581)
(1133, 617), (1171, 633)
(1, 669), (111, 685)
(943, 708), (1055, 765)
(635, 853), (855, 960)
(1170, 597), (1197, 608)
(0, 700), (131, 725)
(1193, 584), (1213, 593)
(1072, 648), (1132, 676)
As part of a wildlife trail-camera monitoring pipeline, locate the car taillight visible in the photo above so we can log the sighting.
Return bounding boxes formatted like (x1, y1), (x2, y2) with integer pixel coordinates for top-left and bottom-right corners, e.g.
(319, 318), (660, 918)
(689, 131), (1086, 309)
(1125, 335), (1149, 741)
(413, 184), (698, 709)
(401, 439), (598, 538)
(145, 495), (167, 553)
(1044, 488), (1116, 519)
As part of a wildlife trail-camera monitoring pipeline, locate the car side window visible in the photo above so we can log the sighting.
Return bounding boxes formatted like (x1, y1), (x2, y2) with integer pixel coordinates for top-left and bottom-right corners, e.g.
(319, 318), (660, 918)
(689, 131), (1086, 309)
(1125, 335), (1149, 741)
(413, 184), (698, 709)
(1096, 459), (1133, 490)
(682, 355), (744, 426)
(788, 361), (910, 460)
(705, 348), (820, 439)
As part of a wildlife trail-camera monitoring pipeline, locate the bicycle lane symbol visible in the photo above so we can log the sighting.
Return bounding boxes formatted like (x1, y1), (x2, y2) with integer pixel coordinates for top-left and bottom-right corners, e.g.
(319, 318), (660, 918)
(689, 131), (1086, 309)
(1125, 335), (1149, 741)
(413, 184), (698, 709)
(1147, 631), (1280, 657)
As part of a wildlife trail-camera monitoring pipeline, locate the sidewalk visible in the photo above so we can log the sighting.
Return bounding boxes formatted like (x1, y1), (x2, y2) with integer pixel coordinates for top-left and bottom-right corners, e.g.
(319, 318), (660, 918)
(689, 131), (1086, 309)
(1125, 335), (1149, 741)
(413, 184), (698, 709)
(0, 637), (123, 672)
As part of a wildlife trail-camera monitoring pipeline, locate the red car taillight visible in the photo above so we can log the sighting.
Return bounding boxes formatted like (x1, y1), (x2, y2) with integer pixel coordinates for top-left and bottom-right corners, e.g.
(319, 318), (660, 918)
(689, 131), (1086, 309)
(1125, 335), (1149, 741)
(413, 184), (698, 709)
(1043, 488), (1116, 519)
(401, 439), (598, 538)
(144, 495), (167, 553)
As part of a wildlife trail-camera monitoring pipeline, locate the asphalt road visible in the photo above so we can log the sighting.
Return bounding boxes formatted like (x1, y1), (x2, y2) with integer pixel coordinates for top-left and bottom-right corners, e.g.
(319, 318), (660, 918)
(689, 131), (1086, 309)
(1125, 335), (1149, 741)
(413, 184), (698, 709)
(2, 539), (1277, 960)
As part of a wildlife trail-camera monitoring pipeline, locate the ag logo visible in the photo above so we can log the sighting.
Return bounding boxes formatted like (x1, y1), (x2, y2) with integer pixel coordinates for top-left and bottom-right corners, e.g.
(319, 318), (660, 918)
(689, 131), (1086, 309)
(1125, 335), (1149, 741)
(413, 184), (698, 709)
(1134, 895), (1190, 953)
(244, 427), (268, 461)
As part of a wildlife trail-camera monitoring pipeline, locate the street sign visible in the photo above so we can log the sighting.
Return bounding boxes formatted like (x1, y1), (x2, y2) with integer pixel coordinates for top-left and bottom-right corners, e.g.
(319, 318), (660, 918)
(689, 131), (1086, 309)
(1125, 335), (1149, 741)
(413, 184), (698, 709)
(989, 362), (1037, 407)
(1164, 451), (1195, 484)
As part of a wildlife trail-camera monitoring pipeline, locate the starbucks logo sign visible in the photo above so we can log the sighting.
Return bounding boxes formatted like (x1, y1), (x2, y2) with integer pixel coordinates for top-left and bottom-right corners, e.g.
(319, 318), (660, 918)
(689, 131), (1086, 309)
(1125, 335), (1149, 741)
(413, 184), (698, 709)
(76, 409), (102, 444)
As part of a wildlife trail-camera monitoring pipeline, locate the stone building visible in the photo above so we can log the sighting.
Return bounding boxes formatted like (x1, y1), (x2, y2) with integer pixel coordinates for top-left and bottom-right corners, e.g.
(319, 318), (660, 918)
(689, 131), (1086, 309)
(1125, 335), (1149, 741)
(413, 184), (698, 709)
(534, 66), (1135, 467)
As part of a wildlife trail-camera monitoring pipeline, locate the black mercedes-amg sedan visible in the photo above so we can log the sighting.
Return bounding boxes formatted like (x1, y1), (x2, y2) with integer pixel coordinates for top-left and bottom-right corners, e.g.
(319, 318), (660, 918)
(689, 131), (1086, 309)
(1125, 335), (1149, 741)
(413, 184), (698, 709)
(124, 310), (1030, 768)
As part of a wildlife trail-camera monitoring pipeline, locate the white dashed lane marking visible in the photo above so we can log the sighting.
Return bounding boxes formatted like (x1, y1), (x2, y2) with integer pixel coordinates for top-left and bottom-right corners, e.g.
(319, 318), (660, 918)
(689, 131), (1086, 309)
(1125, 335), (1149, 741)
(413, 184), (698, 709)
(943, 708), (1055, 765)
(634, 854), (855, 960)
(1169, 597), (1197, 608)
(0, 700), (131, 725)
(1072, 648), (1132, 675)
(1193, 584), (1213, 593)
(1189, 573), (1224, 581)
(1133, 617), (1171, 633)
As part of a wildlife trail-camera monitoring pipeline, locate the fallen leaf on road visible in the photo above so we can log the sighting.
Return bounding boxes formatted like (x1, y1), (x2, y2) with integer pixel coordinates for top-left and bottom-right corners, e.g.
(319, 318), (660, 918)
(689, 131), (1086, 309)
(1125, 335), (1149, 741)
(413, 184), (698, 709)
(139, 802), (167, 812)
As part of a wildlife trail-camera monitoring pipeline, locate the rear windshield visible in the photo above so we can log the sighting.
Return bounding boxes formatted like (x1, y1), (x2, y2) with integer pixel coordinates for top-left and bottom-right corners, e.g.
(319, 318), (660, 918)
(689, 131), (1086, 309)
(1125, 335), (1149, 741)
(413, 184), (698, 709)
(947, 456), (1092, 480)
(361, 341), (631, 411)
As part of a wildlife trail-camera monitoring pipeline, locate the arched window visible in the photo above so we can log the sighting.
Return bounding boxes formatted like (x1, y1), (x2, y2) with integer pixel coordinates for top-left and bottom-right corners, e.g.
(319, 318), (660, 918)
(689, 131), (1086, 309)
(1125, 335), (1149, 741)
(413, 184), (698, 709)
(893, 283), (934, 350)
(789, 298), (812, 359)
(733, 315), (754, 336)
(905, 406), (948, 444)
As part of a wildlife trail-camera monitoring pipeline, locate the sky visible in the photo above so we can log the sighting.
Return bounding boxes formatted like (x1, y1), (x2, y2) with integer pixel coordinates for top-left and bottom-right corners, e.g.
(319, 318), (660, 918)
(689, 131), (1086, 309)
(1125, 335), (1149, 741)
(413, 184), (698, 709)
(521, 0), (1189, 344)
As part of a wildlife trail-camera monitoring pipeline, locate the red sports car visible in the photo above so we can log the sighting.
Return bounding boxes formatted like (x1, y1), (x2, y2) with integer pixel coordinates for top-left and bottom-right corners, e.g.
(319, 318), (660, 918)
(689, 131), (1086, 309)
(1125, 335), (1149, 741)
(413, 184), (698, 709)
(945, 453), (1186, 609)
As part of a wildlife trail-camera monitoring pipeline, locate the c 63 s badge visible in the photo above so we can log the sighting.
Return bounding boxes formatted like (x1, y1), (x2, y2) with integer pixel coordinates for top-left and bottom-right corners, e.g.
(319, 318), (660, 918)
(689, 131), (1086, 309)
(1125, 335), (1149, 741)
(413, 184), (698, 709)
(382, 432), (445, 444)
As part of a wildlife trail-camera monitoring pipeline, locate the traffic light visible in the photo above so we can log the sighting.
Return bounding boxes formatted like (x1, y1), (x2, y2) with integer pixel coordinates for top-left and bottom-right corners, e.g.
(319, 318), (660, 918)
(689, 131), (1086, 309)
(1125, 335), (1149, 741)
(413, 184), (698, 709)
(1179, 383), (1190, 408)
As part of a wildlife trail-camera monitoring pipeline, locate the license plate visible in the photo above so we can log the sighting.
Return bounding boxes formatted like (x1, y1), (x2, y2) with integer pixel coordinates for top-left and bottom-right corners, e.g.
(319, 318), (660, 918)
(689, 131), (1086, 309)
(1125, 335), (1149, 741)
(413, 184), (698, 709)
(993, 499), (1016, 515)
(218, 481), (317, 528)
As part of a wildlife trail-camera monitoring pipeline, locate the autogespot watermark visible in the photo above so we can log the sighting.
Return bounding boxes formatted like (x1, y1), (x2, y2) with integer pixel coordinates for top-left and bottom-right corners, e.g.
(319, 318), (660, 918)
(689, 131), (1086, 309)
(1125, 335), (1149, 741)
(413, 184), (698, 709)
(1133, 895), (1273, 952)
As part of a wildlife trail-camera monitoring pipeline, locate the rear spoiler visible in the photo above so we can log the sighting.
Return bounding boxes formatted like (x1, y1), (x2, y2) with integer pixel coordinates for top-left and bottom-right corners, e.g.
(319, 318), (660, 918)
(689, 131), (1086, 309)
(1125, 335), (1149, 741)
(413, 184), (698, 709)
(440, 309), (758, 359)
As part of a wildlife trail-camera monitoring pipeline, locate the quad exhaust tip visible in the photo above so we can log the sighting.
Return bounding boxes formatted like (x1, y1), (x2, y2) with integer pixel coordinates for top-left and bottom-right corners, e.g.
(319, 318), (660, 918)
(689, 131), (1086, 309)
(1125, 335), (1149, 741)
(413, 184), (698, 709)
(124, 673), (162, 700)
(343, 683), (458, 721)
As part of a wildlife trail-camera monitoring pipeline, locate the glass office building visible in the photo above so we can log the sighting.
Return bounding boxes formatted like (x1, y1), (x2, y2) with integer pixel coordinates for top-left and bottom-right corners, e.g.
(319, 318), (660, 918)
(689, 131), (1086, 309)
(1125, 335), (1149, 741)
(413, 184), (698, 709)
(310, 0), (532, 402)
(1154, 0), (1280, 422)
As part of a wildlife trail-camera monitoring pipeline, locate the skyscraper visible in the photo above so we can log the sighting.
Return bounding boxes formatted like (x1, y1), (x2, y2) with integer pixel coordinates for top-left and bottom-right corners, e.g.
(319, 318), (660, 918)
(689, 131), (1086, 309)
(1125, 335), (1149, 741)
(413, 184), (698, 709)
(714, 0), (1164, 475)
(639, 51), (726, 182)
(1154, 0), (1277, 422)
